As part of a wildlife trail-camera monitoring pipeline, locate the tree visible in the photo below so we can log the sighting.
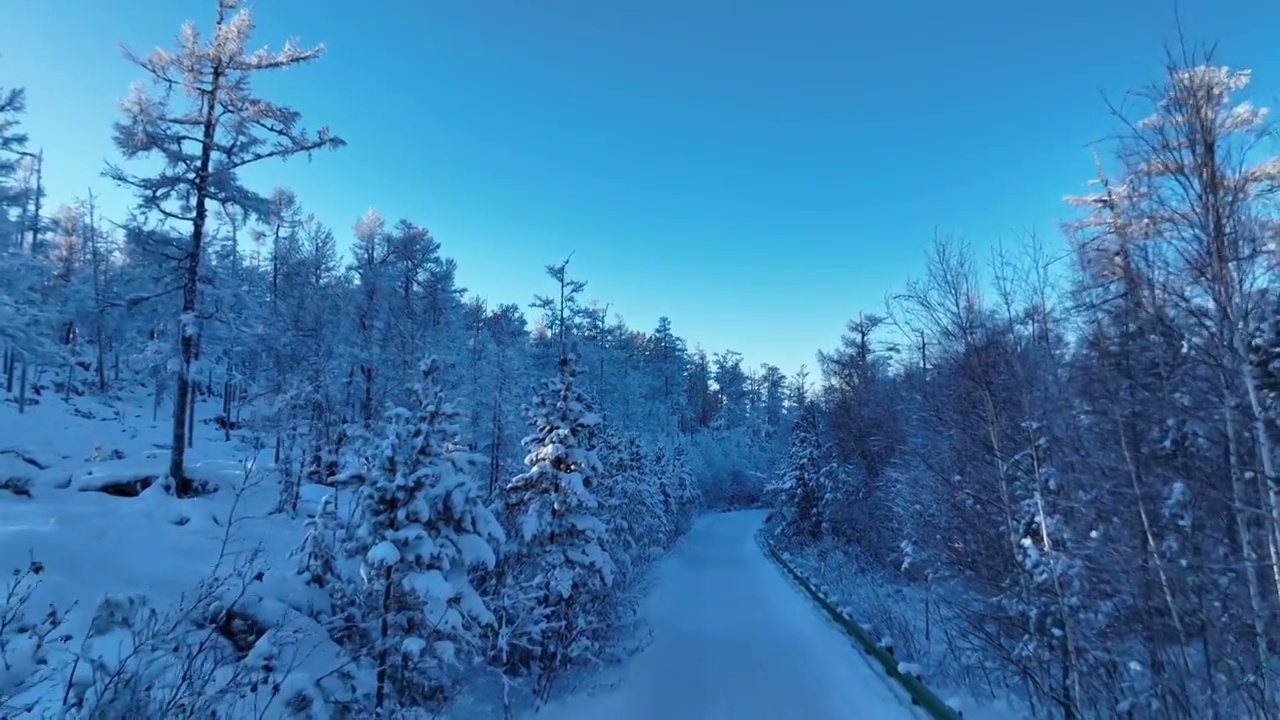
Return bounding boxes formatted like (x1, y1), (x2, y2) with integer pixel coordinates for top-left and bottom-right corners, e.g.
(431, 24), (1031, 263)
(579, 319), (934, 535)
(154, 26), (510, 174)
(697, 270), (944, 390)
(668, 442), (701, 531)
(758, 363), (787, 430)
(104, 0), (343, 496)
(530, 254), (587, 362)
(769, 410), (826, 540)
(503, 350), (615, 704)
(295, 492), (340, 591)
(1067, 44), (1280, 712)
(0, 85), (55, 412)
(0, 79), (29, 248)
(644, 316), (691, 432)
(359, 356), (504, 716)
(712, 350), (748, 429)
(600, 432), (671, 568)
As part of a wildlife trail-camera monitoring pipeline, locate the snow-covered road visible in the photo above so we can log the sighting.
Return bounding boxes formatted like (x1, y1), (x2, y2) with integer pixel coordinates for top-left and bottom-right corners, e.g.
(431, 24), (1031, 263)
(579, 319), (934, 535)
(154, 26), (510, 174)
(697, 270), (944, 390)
(541, 509), (926, 719)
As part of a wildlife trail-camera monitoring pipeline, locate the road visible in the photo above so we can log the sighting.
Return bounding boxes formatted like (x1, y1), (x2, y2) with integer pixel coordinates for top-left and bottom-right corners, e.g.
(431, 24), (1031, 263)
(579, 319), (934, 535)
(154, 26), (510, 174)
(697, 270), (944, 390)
(541, 509), (925, 719)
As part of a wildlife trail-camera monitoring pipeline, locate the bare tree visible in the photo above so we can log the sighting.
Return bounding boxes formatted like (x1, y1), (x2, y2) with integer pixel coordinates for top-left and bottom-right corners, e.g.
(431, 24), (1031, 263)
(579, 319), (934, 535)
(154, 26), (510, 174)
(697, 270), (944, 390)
(1094, 39), (1280, 713)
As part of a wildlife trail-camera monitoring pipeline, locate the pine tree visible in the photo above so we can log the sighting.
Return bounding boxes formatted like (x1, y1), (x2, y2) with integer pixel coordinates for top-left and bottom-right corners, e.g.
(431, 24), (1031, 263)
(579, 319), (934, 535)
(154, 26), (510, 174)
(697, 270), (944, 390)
(504, 350), (615, 703)
(359, 356), (504, 716)
(769, 410), (825, 540)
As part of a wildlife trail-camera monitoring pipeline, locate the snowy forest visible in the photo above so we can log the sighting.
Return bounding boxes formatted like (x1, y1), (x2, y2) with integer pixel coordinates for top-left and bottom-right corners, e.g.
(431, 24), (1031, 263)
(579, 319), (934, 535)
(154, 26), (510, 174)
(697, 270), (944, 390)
(766, 45), (1280, 720)
(3, 1), (1280, 719)
(0, 3), (784, 718)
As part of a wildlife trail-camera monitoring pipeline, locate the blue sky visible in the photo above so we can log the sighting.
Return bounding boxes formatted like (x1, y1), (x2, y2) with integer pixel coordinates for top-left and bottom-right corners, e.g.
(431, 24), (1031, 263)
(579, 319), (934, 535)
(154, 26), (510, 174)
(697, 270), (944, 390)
(3, 1), (1279, 376)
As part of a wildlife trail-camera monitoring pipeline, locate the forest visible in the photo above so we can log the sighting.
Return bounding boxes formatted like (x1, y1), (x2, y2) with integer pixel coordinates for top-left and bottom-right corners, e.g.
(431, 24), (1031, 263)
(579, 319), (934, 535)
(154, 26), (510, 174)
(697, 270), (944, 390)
(3, 1), (1280, 719)
(0, 2), (785, 717)
(767, 47), (1280, 720)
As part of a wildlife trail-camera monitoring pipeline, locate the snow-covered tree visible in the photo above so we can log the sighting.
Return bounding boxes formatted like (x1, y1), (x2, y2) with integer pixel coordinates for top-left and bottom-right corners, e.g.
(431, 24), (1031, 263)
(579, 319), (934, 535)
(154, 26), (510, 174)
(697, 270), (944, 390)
(668, 442), (701, 531)
(295, 492), (341, 591)
(769, 410), (826, 540)
(358, 356), (504, 716)
(643, 316), (690, 431)
(104, 0), (343, 495)
(503, 350), (615, 703)
(0, 79), (50, 410)
(597, 432), (670, 575)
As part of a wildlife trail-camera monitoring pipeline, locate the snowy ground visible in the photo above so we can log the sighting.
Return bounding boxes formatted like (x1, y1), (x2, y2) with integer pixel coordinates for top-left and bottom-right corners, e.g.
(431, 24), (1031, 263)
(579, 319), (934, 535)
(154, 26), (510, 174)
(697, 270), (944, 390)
(540, 510), (927, 720)
(0, 393), (349, 716)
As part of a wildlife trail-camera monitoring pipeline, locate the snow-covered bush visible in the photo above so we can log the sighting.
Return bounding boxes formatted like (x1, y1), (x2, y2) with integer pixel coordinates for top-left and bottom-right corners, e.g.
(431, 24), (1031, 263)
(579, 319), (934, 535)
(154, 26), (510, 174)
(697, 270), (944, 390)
(0, 558), (68, 715)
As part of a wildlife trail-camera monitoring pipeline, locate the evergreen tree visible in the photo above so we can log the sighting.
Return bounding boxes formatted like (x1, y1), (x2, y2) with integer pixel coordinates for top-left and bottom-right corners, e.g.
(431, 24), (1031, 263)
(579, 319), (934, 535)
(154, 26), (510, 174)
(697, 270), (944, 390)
(295, 492), (340, 591)
(652, 445), (677, 545)
(669, 442), (700, 532)
(598, 432), (670, 571)
(359, 356), (504, 716)
(769, 410), (826, 540)
(504, 350), (615, 704)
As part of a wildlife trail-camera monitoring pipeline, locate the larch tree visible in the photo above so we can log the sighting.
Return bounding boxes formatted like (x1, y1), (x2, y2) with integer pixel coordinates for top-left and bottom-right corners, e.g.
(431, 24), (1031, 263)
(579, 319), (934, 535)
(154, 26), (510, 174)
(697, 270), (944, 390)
(0, 80), (29, 246)
(531, 255), (587, 361)
(1068, 44), (1280, 712)
(104, 0), (343, 496)
(0, 82), (50, 413)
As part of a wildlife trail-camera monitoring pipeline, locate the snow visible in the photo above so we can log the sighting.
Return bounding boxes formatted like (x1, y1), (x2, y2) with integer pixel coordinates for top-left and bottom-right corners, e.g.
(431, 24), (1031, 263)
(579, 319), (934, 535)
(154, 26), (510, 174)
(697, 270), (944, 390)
(540, 510), (926, 720)
(1, 391), (955, 718)
(0, 393), (347, 715)
(773, 539), (1031, 720)
(365, 539), (401, 566)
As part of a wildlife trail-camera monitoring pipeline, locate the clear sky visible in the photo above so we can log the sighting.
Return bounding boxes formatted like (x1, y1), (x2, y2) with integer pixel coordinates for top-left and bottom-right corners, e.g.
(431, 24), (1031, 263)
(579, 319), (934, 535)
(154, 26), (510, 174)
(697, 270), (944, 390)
(3, 1), (1279, 376)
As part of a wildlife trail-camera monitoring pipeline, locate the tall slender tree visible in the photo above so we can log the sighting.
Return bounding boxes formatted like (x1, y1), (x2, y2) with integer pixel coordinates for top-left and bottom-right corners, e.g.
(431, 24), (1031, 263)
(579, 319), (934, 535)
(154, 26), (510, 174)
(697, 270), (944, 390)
(104, 0), (343, 495)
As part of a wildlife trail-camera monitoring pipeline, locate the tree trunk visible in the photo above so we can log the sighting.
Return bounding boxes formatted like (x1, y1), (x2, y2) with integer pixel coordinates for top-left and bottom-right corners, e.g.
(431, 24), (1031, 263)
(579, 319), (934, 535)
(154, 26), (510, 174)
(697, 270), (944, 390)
(16, 358), (28, 414)
(374, 568), (393, 716)
(187, 382), (196, 450)
(87, 191), (107, 393)
(169, 59), (224, 497)
(1236, 331), (1280, 602)
(1219, 381), (1273, 712)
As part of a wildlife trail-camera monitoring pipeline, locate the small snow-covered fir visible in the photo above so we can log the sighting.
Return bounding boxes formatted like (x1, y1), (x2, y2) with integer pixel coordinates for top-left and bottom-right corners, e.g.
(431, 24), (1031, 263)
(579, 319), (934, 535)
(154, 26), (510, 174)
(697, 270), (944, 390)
(356, 356), (504, 715)
(768, 409), (827, 540)
(506, 351), (615, 598)
(500, 350), (621, 704)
